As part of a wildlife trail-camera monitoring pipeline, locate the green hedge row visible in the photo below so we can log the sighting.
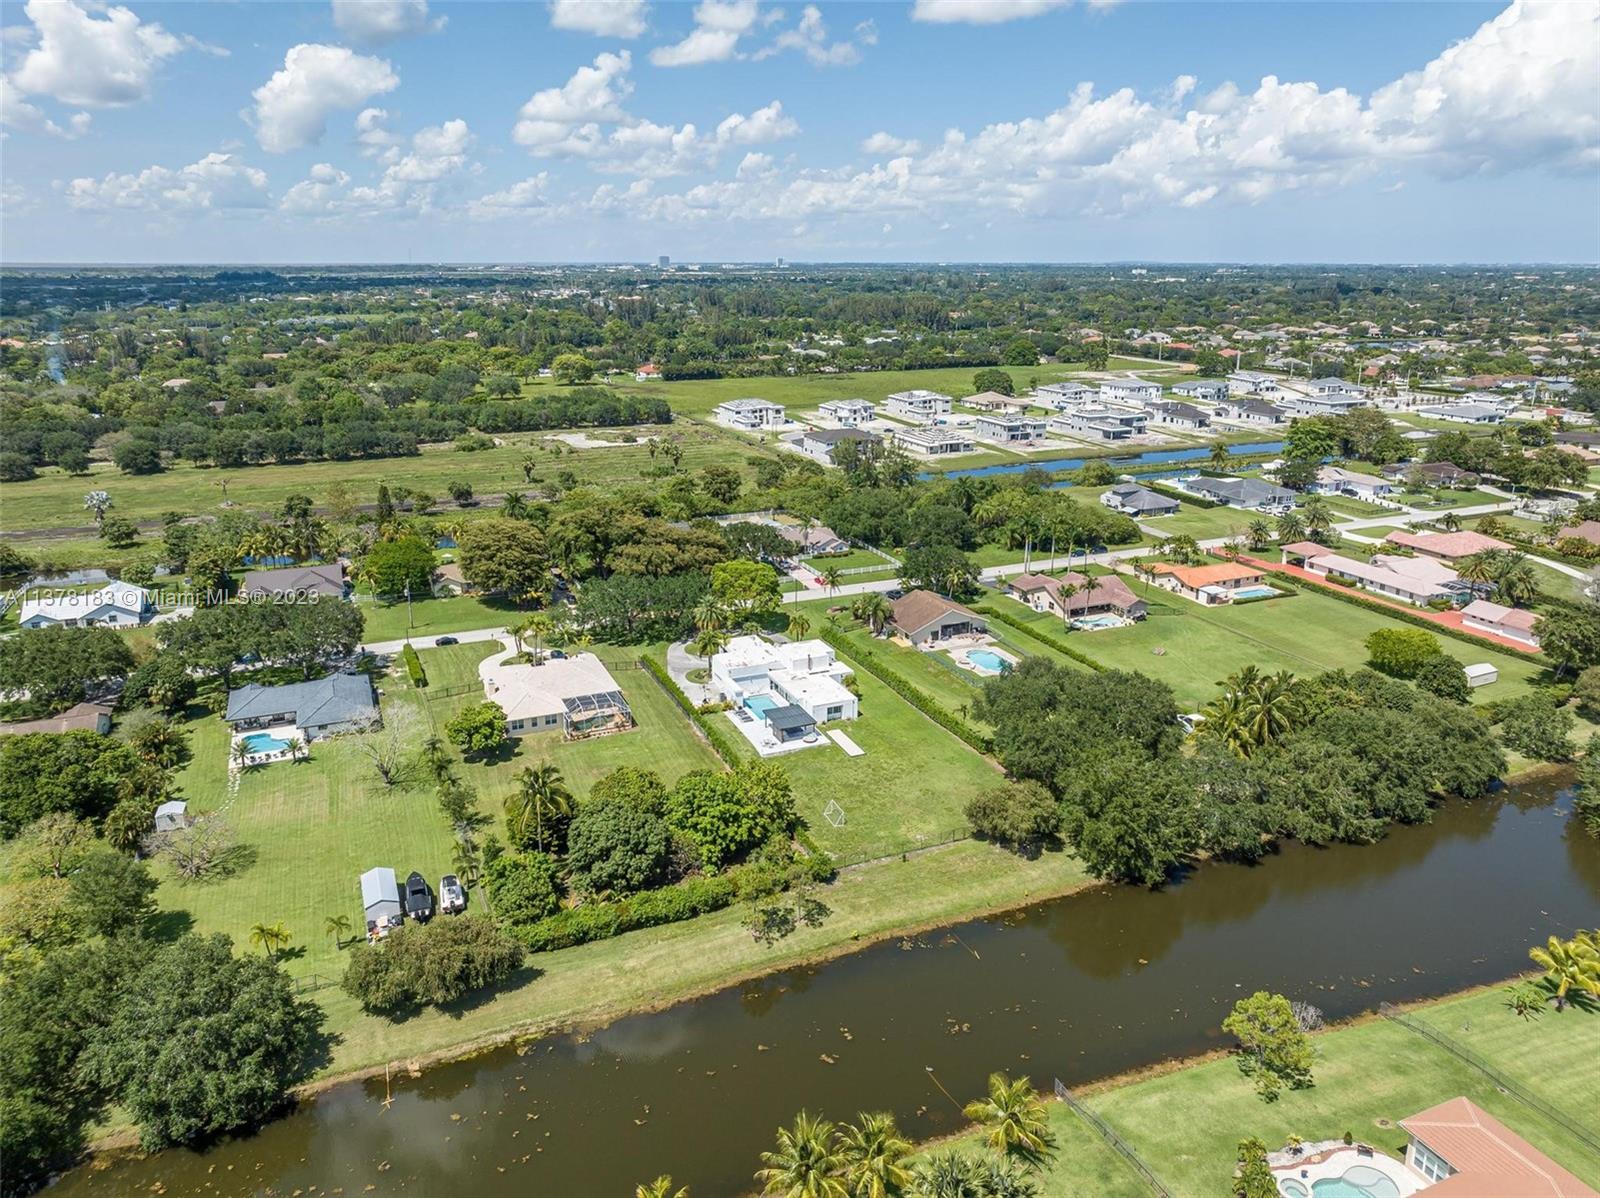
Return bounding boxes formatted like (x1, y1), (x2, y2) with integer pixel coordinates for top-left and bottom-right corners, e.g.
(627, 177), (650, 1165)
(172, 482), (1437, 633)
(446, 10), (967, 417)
(401, 642), (427, 687)
(1143, 478), (1221, 509)
(970, 603), (1106, 671)
(517, 873), (738, 952)
(816, 626), (994, 755)
(1259, 568), (1547, 663)
(793, 827), (838, 882)
(638, 653), (744, 766)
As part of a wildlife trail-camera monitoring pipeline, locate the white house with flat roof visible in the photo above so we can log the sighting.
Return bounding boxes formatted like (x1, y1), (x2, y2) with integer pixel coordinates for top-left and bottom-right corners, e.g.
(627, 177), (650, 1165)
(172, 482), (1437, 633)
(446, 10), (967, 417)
(883, 389), (952, 422)
(1050, 403), (1148, 441)
(889, 425), (973, 456)
(711, 635), (858, 725)
(974, 413), (1047, 444)
(1311, 377), (1369, 399)
(18, 581), (154, 629)
(1033, 381), (1097, 409)
(713, 397), (786, 430)
(1227, 370), (1288, 397)
(1417, 403), (1506, 425)
(818, 398), (875, 426)
(1099, 378), (1162, 406)
(1172, 379), (1228, 404)
(1280, 390), (1369, 417)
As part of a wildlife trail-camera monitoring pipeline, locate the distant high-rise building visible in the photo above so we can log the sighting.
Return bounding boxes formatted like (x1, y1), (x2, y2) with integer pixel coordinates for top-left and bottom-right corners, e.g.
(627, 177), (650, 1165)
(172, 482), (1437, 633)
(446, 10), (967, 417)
(775, 257), (786, 268)
(658, 255), (670, 268)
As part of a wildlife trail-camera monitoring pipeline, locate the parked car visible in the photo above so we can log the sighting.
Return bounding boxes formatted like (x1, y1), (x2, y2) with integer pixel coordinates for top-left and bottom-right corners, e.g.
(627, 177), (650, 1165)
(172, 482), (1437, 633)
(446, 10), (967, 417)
(435, 635), (458, 646)
(549, 649), (566, 659)
(404, 871), (434, 921)
(439, 874), (467, 914)
(886, 589), (905, 601)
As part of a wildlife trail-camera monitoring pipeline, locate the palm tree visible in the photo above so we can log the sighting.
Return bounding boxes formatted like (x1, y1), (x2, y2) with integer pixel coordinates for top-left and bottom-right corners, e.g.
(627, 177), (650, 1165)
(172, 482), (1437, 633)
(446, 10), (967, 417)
(452, 837), (483, 892)
(1455, 551), (1497, 586)
(248, 922), (291, 959)
(689, 626), (731, 676)
(1133, 557), (1158, 596)
(851, 592), (893, 635)
(1199, 686), (1250, 756)
(836, 1112), (912, 1198)
(755, 1111), (847, 1198)
(521, 612), (555, 662)
(501, 491), (531, 520)
(787, 612), (812, 640)
(1055, 579), (1081, 632)
(283, 735), (307, 764)
(231, 739), (255, 773)
(1208, 442), (1232, 473)
(821, 566), (844, 598)
(504, 762), (574, 853)
(83, 490), (112, 529)
(1276, 511), (1307, 544)
(1301, 497), (1334, 543)
(693, 595), (729, 634)
(324, 913), (352, 948)
(1528, 933), (1600, 1011)
(1247, 518), (1272, 551)
(1493, 553), (1539, 607)
(962, 1072), (1054, 1165)
(1237, 669), (1302, 752)
(1439, 511), (1462, 532)
(635, 1177), (689, 1198)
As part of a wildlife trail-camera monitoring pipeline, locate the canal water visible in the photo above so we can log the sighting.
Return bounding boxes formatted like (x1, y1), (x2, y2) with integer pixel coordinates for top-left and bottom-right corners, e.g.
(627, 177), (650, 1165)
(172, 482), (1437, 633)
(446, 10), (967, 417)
(924, 439), (1285, 480)
(54, 780), (1599, 1197)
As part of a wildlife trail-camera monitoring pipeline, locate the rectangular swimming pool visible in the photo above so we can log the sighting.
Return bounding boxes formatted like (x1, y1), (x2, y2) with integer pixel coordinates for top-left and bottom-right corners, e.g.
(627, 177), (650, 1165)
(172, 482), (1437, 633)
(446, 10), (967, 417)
(743, 695), (780, 716)
(1231, 585), (1281, 600)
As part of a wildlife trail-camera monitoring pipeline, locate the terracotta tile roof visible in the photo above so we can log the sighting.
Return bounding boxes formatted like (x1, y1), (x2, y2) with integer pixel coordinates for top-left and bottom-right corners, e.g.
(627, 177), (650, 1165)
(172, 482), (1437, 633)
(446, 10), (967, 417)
(1007, 572), (1143, 614)
(1461, 599), (1540, 632)
(1279, 540), (1327, 556)
(1385, 530), (1511, 558)
(1400, 1098), (1599, 1198)
(1149, 562), (1264, 588)
(1557, 520), (1600, 545)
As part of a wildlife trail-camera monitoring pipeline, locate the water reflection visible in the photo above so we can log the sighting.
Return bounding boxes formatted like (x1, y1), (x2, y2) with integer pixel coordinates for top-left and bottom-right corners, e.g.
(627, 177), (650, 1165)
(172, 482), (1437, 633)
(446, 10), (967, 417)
(53, 781), (1600, 1198)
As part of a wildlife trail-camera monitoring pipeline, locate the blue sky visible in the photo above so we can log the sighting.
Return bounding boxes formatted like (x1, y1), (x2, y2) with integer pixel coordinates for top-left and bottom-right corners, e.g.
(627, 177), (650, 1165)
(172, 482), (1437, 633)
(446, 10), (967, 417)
(2, 0), (1596, 264)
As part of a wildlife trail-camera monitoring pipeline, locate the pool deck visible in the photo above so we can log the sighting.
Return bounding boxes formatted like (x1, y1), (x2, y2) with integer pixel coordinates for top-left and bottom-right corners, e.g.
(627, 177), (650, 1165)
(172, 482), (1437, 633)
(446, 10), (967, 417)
(229, 722), (303, 770)
(1271, 1143), (1426, 1197)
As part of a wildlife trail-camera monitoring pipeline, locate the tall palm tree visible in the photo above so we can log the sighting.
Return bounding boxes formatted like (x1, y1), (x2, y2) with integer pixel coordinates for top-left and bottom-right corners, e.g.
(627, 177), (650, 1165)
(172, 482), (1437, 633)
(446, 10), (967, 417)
(690, 626), (731, 676)
(522, 612), (555, 661)
(1276, 511), (1306, 544)
(1493, 554), (1539, 607)
(1208, 442), (1232, 473)
(248, 922), (291, 960)
(324, 913), (352, 948)
(787, 612), (812, 640)
(1528, 933), (1600, 1011)
(962, 1072), (1054, 1165)
(504, 762), (574, 853)
(1055, 579), (1081, 631)
(821, 566), (844, 598)
(693, 596), (729, 634)
(635, 1178), (689, 1198)
(1301, 497), (1334, 543)
(755, 1112), (847, 1198)
(836, 1112), (912, 1198)
(1455, 551), (1497, 586)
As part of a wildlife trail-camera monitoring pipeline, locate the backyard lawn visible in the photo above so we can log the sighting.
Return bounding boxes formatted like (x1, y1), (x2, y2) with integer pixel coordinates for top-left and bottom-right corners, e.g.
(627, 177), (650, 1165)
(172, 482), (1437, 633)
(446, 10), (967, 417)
(986, 580), (1549, 710)
(927, 985), (1600, 1197)
(354, 592), (521, 642)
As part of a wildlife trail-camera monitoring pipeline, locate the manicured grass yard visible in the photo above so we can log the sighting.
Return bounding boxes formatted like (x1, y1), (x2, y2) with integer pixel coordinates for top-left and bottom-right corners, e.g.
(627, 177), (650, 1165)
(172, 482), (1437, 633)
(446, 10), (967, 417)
(928, 986), (1600, 1197)
(354, 593), (522, 642)
(409, 641), (723, 799)
(987, 582), (1548, 709)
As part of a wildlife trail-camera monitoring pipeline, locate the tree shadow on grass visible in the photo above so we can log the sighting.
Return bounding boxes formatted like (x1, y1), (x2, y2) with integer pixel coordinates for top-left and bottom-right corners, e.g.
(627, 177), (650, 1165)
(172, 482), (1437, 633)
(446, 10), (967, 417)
(146, 907), (196, 944)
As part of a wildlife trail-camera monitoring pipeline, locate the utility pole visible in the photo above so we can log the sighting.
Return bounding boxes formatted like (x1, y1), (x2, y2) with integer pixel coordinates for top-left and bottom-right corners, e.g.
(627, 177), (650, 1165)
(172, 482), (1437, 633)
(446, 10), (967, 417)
(404, 580), (413, 632)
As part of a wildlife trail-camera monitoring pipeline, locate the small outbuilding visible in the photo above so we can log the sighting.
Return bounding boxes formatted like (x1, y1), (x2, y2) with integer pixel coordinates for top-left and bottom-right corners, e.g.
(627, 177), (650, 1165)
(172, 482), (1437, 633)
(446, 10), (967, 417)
(361, 866), (404, 940)
(1463, 663), (1499, 688)
(152, 800), (189, 833)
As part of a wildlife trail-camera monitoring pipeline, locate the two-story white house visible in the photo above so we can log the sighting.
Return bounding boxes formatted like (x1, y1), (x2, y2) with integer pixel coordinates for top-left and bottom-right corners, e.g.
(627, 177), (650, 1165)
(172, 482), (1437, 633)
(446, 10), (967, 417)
(1171, 379), (1229, 404)
(883, 389), (952, 423)
(1033, 381), (1097, 410)
(974, 414), (1048, 444)
(1099, 378), (1162, 406)
(713, 397), (787, 431)
(818, 399), (875, 427)
(1049, 403), (1148, 441)
(711, 635), (859, 726)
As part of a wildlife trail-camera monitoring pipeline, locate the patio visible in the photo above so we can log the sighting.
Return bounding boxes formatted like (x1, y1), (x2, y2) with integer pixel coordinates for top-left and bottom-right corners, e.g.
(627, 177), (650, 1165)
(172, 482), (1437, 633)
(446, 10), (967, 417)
(1271, 1143), (1425, 1198)
(228, 722), (303, 770)
(946, 642), (1018, 676)
(722, 703), (830, 757)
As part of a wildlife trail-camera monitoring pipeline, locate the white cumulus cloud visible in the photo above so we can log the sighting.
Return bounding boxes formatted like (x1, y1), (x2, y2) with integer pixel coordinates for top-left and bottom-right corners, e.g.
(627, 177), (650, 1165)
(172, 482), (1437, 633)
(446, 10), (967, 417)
(66, 152), (270, 211)
(250, 44), (399, 153)
(512, 49), (632, 151)
(467, 173), (555, 219)
(330, 0), (444, 45)
(8, 0), (196, 109)
(911, 0), (1071, 25)
(715, 100), (799, 145)
(649, 0), (761, 67)
(549, 0), (648, 38)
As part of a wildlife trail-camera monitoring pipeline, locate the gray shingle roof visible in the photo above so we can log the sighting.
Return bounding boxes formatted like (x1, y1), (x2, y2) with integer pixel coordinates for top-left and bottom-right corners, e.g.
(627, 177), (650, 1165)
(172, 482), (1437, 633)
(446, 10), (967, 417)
(224, 671), (377, 727)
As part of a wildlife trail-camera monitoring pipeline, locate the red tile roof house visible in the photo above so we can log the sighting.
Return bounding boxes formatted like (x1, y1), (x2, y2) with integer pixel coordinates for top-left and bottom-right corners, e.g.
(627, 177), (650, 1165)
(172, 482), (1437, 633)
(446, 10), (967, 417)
(1556, 519), (1600, 548)
(1148, 561), (1265, 605)
(1004, 572), (1148, 621)
(1460, 599), (1541, 647)
(1398, 1097), (1598, 1196)
(1385, 530), (1512, 561)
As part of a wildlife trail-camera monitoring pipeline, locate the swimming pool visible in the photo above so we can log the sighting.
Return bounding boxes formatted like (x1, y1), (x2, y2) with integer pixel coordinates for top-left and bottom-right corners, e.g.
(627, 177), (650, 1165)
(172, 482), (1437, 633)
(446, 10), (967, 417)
(1278, 1165), (1403, 1198)
(1232, 585), (1281, 600)
(966, 649), (1010, 672)
(1072, 613), (1125, 630)
(242, 732), (292, 754)
(744, 694), (780, 716)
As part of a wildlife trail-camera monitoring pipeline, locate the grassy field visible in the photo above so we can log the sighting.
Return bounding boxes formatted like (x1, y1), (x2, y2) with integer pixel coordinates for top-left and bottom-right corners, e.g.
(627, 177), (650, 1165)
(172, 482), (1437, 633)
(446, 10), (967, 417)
(613, 360), (1161, 419)
(354, 593), (522, 643)
(925, 986), (1600, 1197)
(0, 420), (764, 532)
(987, 580), (1549, 709)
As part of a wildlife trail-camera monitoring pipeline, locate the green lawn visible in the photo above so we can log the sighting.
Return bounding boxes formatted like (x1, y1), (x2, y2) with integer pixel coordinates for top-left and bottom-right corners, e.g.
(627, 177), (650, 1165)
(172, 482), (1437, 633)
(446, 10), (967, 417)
(987, 581), (1549, 709)
(409, 641), (723, 799)
(0, 420), (764, 532)
(808, 547), (895, 571)
(617, 361), (1158, 419)
(354, 593), (522, 642)
(926, 986), (1600, 1197)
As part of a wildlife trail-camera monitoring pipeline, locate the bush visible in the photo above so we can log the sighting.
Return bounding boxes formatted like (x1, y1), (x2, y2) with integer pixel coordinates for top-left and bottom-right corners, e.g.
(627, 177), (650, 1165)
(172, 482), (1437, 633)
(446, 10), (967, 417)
(1414, 654), (1469, 703)
(1365, 627), (1442, 678)
(965, 780), (1061, 849)
(1574, 666), (1600, 720)
(341, 916), (524, 1014)
(1497, 693), (1577, 762)
(401, 642), (427, 687)
(516, 873), (740, 952)
(565, 797), (673, 896)
(445, 700), (506, 756)
(482, 850), (563, 924)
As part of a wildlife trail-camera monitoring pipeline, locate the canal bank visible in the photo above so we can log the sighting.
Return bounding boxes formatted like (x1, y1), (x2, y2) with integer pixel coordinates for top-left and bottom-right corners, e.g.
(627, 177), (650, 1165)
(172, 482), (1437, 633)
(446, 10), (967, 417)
(56, 774), (1600, 1197)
